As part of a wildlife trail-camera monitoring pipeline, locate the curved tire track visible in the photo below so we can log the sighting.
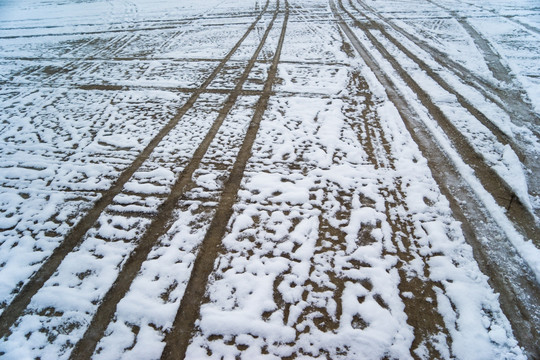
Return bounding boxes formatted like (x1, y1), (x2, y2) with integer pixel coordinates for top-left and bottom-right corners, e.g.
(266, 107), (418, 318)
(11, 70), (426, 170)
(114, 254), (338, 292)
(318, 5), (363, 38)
(353, 0), (540, 138)
(339, 0), (537, 244)
(350, 0), (540, 223)
(330, 1), (540, 357)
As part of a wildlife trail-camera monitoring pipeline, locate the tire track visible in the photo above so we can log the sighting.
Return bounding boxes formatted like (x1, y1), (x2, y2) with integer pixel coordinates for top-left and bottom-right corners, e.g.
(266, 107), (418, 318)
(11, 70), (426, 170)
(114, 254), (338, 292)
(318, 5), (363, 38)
(349, 0), (540, 210)
(160, 1), (288, 359)
(347, 0), (525, 162)
(0, 24), (207, 40)
(330, 1), (540, 357)
(454, 0), (540, 36)
(337, 0), (537, 244)
(424, 0), (515, 86)
(0, 1), (270, 340)
(352, 0), (540, 138)
(1, 22), (141, 107)
(346, 70), (452, 358)
(68, 2), (281, 359)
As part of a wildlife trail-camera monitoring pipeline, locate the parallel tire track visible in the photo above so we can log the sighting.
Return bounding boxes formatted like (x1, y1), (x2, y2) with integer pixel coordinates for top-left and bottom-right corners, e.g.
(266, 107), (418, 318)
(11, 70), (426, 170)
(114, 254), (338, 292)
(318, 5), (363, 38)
(338, 0), (537, 244)
(160, 1), (288, 359)
(347, 0), (523, 161)
(330, 1), (540, 357)
(425, 0), (515, 86)
(347, 73), (451, 357)
(68, 2), (282, 359)
(0, 1), (270, 340)
(453, 0), (540, 36)
(353, 0), (540, 138)
(350, 0), (540, 226)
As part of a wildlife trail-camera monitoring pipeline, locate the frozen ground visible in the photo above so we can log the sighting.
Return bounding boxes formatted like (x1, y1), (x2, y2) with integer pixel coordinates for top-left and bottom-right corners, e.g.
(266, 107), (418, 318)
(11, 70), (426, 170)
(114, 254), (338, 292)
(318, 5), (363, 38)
(0, 0), (539, 359)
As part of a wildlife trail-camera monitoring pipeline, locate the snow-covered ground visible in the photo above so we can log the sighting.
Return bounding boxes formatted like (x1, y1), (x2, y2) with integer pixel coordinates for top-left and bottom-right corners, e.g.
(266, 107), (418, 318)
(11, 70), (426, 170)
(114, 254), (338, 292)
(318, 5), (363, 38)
(0, 0), (538, 359)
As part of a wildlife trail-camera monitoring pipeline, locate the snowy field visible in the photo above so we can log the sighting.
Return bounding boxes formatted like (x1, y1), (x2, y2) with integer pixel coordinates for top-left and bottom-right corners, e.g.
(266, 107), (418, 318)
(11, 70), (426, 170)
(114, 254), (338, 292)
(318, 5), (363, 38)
(0, 0), (539, 359)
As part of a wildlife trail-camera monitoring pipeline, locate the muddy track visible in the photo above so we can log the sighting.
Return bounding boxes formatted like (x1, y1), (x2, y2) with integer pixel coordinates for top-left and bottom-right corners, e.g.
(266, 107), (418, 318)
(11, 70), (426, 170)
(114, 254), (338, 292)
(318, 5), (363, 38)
(9, 1), (142, 84)
(160, 2), (288, 359)
(68, 2), (282, 358)
(0, 22), (230, 40)
(347, 0), (524, 160)
(0, 13), (259, 36)
(0, 17), (272, 40)
(3, 82), (338, 101)
(1, 27), (136, 105)
(424, 0), (514, 86)
(330, 1), (540, 357)
(350, 0), (540, 212)
(0, 1), (271, 340)
(338, 0), (538, 244)
(352, 0), (540, 138)
(346, 72), (452, 357)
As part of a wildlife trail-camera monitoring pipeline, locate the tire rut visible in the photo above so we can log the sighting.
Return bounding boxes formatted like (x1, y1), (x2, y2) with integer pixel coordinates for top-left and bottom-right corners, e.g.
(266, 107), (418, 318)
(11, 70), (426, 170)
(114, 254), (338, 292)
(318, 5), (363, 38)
(453, 0), (540, 36)
(350, 0), (540, 222)
(353, 0), (540, 139)
(337, 0), (538, 245)
(68, 3), (281, 359)
(426, 0), (515, 86)
(160, 1), (289, 359)
(347, 0), (525, 162)
(331, 1), (540, 357)
(347, 71), (451, 358)
(0, 0), (271, 341)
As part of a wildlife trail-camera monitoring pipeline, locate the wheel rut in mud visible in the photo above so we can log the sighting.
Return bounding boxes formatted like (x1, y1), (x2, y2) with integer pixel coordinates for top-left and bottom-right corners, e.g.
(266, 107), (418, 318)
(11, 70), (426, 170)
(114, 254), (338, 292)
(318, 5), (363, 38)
(331, 0), (540, 356)
(160, 3), (289, 358)
(351, 0), (540, 219)
(339, 0), (538, 243)
(0, 0), (272, 341)
(69, 1), (288, 358)
(347, 72), (451, 357)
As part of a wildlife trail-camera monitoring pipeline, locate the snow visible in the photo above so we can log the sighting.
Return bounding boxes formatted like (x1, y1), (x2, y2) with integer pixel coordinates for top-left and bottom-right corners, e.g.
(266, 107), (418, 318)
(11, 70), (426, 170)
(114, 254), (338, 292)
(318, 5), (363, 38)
(0, 0), (537, 358)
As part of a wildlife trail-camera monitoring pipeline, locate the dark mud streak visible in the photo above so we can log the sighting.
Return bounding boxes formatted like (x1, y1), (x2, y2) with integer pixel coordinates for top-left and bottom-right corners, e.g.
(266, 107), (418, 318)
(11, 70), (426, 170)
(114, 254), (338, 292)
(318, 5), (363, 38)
(68, 3), (280, 360)
(349, 0), (525, 163)
(348, 71), (451, 358)
(331, 1), (540, 357)
(422, 0), (540, 206)
(354, 0), (540, 139)
(0, 14), (262, 40)
(448, 11), (515, 85)
(160, 2), (289, 359)
(341, 0), (538, 244)
(3, 82), (266, 96)
(0, 13), (262, 37)
(0, 56), (347, 67)
(353, 0), (540, 215)
(0, 1), (271, 342)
